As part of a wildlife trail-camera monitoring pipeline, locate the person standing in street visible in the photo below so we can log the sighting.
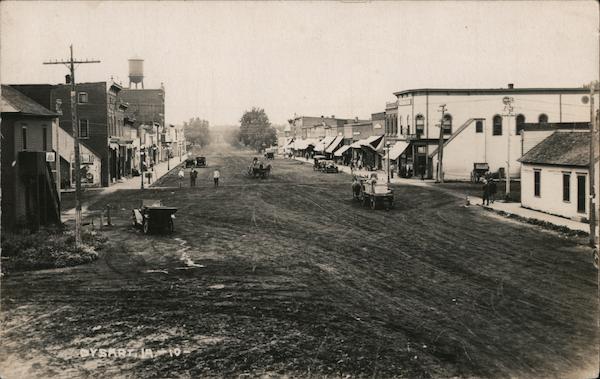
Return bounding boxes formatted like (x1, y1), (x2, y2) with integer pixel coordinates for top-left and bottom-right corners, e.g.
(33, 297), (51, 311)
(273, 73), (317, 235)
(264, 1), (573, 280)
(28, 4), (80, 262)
(213, 168), (220, 188)
(178, 168), (185, 188)
(482, 179), (490, 206)
(190, 168), (198, 187)
(489, 179), (497, 204)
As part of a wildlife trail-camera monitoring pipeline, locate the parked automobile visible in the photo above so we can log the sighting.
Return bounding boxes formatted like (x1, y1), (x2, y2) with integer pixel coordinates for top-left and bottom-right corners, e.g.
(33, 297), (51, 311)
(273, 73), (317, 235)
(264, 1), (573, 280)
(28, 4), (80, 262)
(132, 199), (177, 234)
(196, 156), (207, 167)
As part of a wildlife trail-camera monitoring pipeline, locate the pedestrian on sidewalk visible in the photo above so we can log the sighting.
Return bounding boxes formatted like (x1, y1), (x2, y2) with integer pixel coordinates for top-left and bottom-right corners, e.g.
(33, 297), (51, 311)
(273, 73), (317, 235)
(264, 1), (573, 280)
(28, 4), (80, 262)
(213, 168), (220, 188)
(489, 179), (497, 204)
(482, 179), (490, 206)
(190, 168), (198, 187)
(178, 168), (185, 188)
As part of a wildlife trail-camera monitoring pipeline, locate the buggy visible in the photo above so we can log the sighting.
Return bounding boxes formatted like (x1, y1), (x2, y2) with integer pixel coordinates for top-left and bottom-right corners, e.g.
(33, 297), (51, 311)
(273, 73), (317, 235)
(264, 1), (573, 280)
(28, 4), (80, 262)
(132, 199), (178, 234)
(471, 162), (489, 183)
(352, 175), (394, 210)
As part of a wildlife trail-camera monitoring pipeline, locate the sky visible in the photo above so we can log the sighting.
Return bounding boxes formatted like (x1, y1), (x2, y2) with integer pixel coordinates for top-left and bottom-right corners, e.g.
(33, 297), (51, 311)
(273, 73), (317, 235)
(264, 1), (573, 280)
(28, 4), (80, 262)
(0, 1), (598, 126)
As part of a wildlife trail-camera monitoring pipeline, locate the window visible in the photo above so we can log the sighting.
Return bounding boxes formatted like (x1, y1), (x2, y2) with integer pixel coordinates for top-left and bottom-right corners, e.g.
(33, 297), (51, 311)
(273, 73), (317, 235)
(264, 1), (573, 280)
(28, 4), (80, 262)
(516, 114), (525, 135)
(393, 117), (397, 135)
(562, 173), (570, 202)
(78, 92), (88, 104)
(42, 126), (47, 151)
(79, 119), (89, 139)
(407, 115), (411, 135)
(399, 116), (403, 135)
(415, 114), (424, 136)
(475, 120), (483, 133)
(538, 113), (548, 124)
(493, 115), (502, 136)
(534, 170), (541, 197)
(442, 114), (452, 134)
(22, 126), (27, 150)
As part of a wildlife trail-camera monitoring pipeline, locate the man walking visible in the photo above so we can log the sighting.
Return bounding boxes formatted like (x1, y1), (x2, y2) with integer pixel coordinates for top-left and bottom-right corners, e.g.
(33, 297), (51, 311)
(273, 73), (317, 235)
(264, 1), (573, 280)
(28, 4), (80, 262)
(178, 168), (185, 188)
(213, 168), (220, 188)
(489, 179), (497, 204)
(190, 168), (198, 187)
(482, 179), (490, 206)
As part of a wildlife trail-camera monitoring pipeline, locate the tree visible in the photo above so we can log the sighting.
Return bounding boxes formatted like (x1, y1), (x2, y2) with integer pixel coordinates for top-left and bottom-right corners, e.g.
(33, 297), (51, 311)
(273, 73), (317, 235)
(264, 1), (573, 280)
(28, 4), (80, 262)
(183, 117), (211, 147)
(239, 107), (277, 152)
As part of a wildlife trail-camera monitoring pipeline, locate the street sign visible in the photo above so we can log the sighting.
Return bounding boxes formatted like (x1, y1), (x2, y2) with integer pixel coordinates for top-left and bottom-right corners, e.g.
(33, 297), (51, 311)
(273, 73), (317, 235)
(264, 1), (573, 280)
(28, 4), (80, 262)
(46, 152), (55, 162)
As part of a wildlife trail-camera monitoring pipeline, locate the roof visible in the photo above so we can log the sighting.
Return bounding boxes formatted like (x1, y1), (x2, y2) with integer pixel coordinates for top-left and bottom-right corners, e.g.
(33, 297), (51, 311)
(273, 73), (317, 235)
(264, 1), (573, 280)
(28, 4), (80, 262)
(518, 131), (590, 167)
(1, 85), (57, 116)
(393, 87), (589, 97)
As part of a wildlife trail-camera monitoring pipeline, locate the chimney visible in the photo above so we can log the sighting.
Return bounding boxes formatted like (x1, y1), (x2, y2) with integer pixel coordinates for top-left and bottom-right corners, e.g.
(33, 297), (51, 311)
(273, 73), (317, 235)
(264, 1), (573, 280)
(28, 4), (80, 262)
(355, 117), (359, 122)
(508, 83), (514, 89)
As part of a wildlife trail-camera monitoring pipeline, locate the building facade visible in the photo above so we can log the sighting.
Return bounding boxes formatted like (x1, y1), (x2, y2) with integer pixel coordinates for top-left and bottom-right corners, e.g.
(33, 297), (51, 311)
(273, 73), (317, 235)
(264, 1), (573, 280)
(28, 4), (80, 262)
(389, 85), (595, 180)
(1, 85), (61, 230)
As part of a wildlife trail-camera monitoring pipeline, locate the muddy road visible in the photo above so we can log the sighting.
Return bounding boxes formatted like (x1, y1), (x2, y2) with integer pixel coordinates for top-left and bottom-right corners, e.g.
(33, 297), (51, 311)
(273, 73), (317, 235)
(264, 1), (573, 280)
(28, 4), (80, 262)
(1, 145), (597, 379)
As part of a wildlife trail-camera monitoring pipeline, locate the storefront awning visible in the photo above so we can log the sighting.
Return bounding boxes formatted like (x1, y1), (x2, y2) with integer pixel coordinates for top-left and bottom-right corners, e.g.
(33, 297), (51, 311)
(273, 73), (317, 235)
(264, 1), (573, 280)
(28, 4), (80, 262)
(386, 141), (409, 160)
(325, 136), (344, 154)
(334, 145), (352, 157)
(314, 136), (335, 152)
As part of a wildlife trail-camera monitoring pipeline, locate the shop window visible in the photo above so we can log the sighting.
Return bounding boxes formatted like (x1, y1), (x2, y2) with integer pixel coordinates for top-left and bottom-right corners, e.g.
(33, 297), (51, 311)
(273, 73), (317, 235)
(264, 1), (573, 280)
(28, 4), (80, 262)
(79, 119), (89, 139)
(538, 113), (548, 124)
(516, 114), (525, 135)
(493, 115), (502, 136)
(442, 114), (452, 134)
(475, 120), (483, 133)
(415, 114), (424, 136)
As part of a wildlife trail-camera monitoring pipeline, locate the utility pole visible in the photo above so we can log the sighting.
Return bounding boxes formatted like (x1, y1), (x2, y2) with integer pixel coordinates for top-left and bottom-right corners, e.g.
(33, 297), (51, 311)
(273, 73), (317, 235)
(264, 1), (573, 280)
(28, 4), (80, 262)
(44, 45), (100, 245)
(436, 104), (447, 183)
(589, 83), (597, 247)
(502, 96), (515, 200)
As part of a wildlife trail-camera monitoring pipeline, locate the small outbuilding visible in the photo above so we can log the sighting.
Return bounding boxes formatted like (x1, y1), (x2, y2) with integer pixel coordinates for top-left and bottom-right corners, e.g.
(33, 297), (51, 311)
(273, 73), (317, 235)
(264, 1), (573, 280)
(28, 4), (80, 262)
(519, 131), (594, 221)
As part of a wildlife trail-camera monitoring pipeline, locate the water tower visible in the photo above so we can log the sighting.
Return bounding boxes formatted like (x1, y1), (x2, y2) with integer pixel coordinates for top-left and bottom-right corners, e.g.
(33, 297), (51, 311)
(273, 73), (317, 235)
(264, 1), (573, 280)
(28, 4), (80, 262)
(128, 58), (144, 89)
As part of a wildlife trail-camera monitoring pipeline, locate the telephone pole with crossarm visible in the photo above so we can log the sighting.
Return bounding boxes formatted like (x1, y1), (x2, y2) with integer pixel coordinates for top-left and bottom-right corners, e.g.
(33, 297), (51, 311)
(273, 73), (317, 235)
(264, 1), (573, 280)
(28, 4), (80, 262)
(44, 45), (100, 245)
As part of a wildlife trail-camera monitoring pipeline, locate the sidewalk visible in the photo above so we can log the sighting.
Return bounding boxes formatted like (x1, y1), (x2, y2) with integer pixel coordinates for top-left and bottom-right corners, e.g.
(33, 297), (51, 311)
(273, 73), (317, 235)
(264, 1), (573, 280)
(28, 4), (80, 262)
(468, 196), (589, 233)
(292, 155), (588, 233)
(61, 156), (184, 218)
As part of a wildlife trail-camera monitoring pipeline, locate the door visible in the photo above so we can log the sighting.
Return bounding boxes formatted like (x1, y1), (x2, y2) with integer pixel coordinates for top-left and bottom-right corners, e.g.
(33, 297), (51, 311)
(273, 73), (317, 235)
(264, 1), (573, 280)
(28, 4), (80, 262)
(577, 175), (586, 214)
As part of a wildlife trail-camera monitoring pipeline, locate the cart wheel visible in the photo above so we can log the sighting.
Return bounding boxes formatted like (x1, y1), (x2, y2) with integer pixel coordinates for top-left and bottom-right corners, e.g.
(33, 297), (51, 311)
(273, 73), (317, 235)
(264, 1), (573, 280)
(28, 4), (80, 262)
(168, 219), (175, 234)
(143, 220), (150, 235)
(371, 197), (376, 210)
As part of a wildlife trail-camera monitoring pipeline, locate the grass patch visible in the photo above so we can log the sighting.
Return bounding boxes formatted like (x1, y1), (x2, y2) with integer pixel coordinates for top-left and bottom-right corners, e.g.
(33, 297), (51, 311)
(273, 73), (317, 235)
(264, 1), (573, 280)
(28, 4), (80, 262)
(1, 227), (107, 273)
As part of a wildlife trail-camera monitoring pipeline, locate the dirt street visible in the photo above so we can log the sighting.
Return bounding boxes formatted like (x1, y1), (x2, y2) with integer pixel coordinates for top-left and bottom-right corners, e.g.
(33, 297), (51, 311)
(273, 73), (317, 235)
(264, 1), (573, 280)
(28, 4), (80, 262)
(1, 144), (598, 379)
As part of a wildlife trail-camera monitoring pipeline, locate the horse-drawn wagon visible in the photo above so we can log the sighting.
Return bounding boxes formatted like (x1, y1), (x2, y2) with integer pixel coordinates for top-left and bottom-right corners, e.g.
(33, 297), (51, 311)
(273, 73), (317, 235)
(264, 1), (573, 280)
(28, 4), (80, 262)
(352, 174), (394, 210)
(247, 158), (271, 179)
